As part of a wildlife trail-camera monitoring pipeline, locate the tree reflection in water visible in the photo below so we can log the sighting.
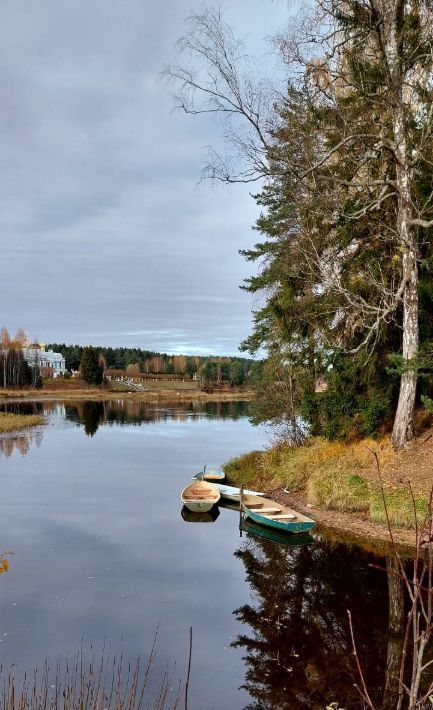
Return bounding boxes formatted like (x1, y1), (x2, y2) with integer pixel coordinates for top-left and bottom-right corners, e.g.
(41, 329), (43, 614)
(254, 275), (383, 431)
(0, 429), (44, 458)
(64, 399), (251, 435)
(81, 401), (105, 436)
(233, 534), (392, 709)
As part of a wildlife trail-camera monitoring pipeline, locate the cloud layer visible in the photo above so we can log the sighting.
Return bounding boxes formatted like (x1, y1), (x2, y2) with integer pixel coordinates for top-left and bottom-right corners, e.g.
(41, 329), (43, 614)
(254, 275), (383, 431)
(0, 0), (289, 354)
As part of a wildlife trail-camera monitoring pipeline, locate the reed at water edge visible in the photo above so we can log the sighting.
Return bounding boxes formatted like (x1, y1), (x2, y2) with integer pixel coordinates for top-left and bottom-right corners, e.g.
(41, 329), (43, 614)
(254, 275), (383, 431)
(0, 629), (193, 710)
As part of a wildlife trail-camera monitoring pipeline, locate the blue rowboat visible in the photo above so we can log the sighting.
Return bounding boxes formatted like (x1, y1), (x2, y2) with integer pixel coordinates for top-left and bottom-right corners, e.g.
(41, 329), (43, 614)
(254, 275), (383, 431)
(240, 493), (315, 534)
(192, 466), (225, 482)
(214, 483), (264, 502)
(240, 517), (314, 546)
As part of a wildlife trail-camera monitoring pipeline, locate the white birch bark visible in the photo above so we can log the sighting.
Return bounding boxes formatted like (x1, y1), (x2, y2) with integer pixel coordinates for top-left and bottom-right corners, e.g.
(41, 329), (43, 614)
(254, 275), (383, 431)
(378, 0), (419, 449)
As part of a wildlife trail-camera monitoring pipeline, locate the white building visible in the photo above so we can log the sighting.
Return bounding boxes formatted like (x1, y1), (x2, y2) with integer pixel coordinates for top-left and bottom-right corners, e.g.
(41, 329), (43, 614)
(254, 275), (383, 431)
(23, 342), (66, 377)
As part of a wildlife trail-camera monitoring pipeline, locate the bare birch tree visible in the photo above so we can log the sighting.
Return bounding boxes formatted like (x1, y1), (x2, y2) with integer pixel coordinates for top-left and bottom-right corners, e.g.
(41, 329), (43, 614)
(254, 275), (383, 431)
(0, 327), (11, 388)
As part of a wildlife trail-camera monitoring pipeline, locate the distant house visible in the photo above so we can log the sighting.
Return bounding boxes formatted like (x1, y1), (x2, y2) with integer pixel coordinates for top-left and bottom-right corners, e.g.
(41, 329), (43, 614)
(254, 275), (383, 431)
(23, 342), (66, 378)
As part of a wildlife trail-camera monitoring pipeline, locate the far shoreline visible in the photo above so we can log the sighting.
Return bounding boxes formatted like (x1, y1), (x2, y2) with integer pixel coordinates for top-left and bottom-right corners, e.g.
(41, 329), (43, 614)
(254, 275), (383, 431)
(0, 387), (253, 403)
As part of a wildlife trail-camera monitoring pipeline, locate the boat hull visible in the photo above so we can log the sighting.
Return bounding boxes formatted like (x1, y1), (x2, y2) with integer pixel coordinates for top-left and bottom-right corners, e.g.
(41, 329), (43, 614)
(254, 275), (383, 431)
(215, 483), (263, 502)
(245, 507), (315, 533)
(183, 500), (215, 513)
(240, 493), (316, 534)
(181, 481), (221, 513)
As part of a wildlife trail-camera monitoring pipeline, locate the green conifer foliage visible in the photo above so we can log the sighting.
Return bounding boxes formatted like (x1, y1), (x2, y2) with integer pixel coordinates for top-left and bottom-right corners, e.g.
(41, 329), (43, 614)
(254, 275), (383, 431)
(79, 347), (103, 386)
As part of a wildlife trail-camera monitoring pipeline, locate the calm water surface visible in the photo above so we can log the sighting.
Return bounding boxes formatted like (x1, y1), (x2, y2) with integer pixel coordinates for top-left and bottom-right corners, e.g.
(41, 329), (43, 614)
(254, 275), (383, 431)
(0, 400), (396, 709)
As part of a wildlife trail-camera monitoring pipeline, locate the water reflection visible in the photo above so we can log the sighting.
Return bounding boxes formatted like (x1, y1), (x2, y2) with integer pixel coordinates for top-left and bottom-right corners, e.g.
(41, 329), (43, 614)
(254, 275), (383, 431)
(63, 399), (250, 436)
(240, 518), (314, 547)
(233, 534), (390, 709)
(0, 429), (44, 458)
(0, 555), (10, 575)
(0, 402), (44, 416)
(181, 506), (220, 523)
(0, 396), (418, 708)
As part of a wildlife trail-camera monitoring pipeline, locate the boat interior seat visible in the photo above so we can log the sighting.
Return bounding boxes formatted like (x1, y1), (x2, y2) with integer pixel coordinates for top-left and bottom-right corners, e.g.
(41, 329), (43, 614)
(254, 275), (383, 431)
(252, 507), (281, 514)
(265, 514), (297, 520)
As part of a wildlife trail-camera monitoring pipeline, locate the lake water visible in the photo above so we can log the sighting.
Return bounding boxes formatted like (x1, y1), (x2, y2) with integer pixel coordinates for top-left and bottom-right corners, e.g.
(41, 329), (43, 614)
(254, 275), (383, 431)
(0, 400), (397, 709)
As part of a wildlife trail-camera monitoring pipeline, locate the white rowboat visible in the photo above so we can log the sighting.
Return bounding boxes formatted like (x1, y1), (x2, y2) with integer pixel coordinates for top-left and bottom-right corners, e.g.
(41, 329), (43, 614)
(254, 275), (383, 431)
(181, 480), (221, 513)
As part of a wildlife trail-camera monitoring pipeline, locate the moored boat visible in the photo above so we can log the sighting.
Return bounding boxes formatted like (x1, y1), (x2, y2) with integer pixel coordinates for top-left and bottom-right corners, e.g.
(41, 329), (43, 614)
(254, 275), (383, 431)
(181, 480), (221, 512)
(193, 466), (225, 482)
(214, 483), (264, 502)
(240, 493), (315, 534)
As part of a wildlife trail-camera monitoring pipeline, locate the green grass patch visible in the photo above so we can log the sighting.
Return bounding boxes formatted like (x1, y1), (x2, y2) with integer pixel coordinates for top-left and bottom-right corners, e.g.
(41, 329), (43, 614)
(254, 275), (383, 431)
(308, 470), (371, 512)
(224, 450), (264, 488)
(0, 413), (44, 433)
(224, 441), (324, 493)
(369, 490), (429, 529)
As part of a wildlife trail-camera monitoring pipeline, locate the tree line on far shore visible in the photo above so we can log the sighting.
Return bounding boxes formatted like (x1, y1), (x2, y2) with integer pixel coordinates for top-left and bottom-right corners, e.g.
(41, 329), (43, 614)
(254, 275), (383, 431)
(49, 343), (254, 387)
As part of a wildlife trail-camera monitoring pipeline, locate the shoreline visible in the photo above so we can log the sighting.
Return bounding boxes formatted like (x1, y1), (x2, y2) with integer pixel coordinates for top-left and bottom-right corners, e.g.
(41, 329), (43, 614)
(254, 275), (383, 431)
(224, 431), (433, 550)
(0, 388), (253, 403)
(270, 488), (416, 551)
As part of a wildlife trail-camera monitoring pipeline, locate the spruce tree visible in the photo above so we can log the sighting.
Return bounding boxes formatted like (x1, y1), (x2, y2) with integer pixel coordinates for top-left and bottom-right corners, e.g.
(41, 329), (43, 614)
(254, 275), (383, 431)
(80, 347), (103, 386)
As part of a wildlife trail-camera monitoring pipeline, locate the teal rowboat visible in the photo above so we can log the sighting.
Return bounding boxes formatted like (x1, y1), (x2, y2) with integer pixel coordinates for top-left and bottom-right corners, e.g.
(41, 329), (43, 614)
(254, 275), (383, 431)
(240, 517), (314, 546)
(240, 493), (316, 534)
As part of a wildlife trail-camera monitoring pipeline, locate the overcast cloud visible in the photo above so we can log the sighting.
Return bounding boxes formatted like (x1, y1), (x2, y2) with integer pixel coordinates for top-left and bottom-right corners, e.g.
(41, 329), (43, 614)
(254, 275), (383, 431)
(0, 0), (290, 355)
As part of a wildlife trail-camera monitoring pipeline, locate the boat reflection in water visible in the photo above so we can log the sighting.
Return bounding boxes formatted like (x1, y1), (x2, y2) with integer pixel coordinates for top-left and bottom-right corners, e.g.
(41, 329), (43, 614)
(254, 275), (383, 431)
(240, 517), (314, 547)
(180, 506), (220, 523)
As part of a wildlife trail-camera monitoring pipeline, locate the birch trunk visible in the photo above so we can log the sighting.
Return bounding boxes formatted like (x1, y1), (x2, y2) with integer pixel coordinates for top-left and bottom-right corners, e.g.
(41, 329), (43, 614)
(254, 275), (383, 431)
(379, 0), (419, 449)
(383, 557), (405, 709)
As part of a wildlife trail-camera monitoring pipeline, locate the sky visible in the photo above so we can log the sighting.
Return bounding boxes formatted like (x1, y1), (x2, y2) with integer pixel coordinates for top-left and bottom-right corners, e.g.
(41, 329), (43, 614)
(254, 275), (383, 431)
(0, 0), (291, 356)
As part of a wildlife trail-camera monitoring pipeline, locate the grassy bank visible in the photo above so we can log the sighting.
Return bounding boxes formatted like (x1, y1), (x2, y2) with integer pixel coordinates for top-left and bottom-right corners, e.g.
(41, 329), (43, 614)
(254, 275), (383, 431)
(0, 412), (44, 433)
(224, 431), (433, 530)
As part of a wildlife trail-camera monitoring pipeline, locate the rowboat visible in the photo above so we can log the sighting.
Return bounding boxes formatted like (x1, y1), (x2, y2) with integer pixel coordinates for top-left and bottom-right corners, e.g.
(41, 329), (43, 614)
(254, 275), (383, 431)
(192, 466), (225, 482)
(240, 493), (315, 534)
(240, 517), (314, 546)
(181, 480), (221, 513)
(181, 506), (220, 523)
(214, 483), (264, 502)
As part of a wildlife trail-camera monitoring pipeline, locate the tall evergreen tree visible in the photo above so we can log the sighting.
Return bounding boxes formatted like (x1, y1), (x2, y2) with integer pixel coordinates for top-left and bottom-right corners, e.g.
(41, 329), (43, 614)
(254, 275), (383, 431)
(166, 3), (433, 448)
(80, 347), (104, 386)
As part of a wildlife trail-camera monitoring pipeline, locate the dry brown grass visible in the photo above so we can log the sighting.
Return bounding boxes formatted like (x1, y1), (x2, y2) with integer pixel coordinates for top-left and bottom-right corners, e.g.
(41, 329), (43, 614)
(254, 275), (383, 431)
(0, 646), (182, 710)
(0, 382), (252, 402)
(224, 429), (433, 530)
(0, 413), (44, 433)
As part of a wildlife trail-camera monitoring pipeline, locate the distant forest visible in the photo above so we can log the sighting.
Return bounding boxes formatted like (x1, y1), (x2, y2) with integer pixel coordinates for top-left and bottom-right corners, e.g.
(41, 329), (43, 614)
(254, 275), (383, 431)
(48, 343), (254, 386)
